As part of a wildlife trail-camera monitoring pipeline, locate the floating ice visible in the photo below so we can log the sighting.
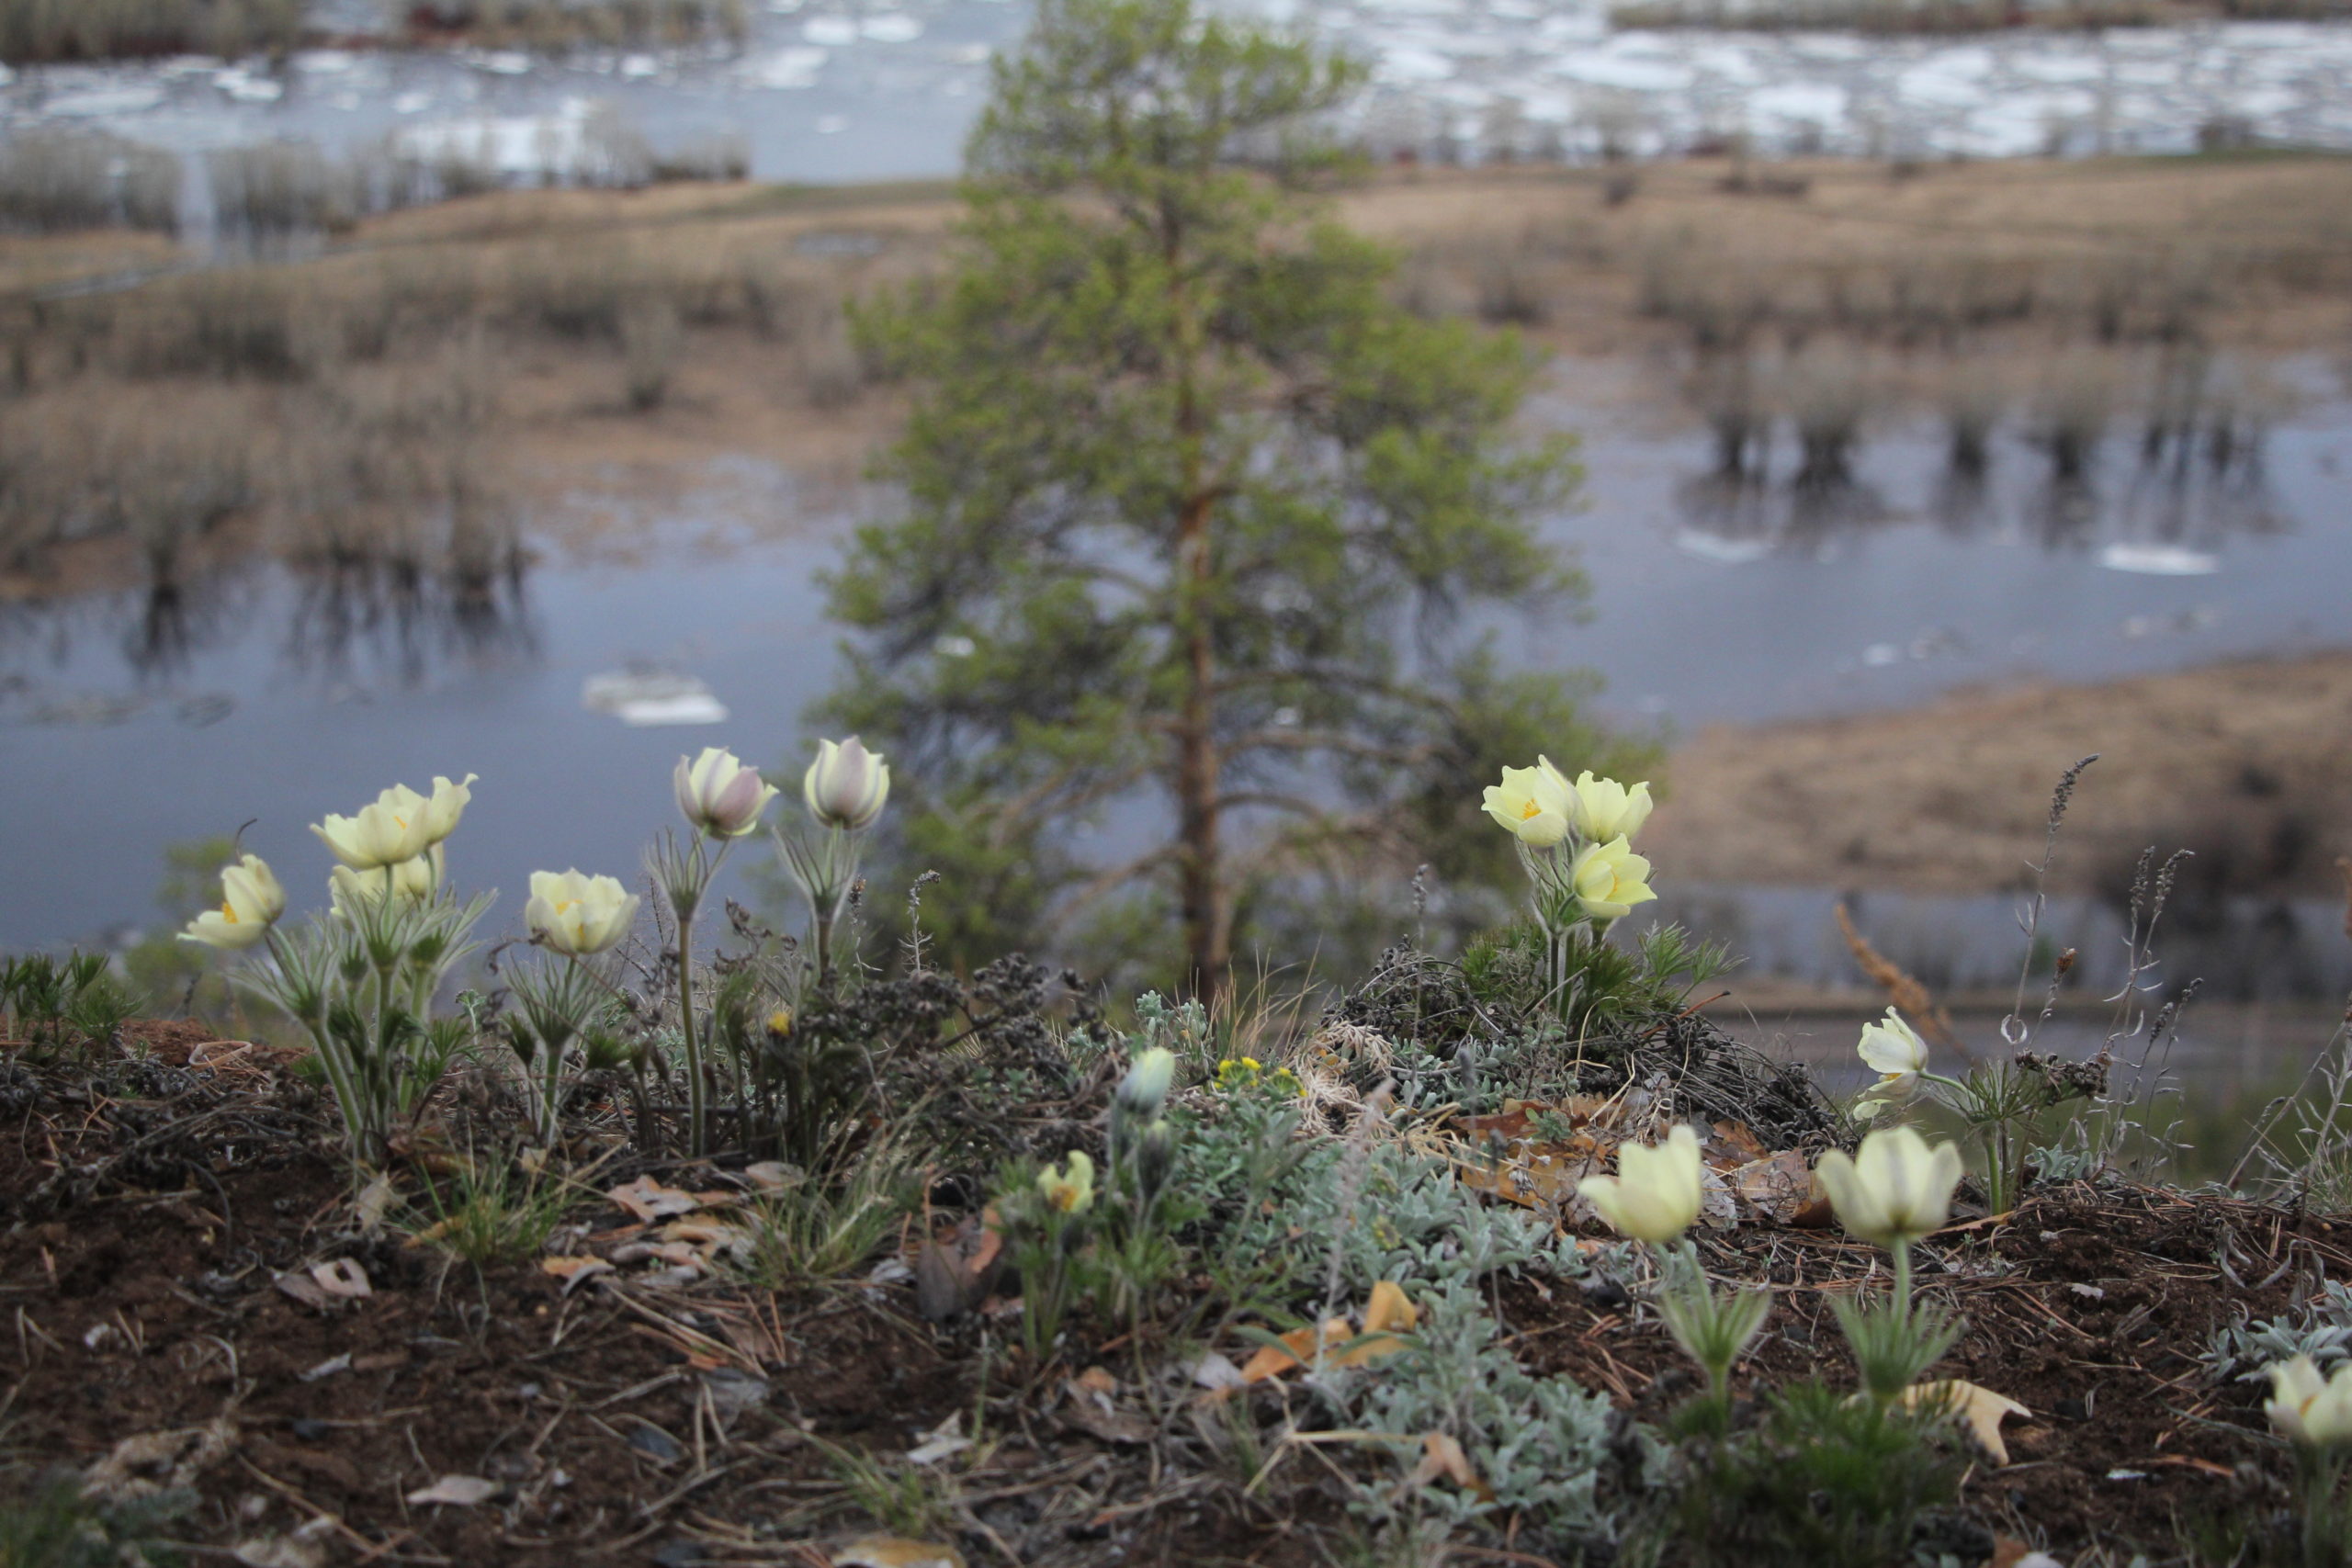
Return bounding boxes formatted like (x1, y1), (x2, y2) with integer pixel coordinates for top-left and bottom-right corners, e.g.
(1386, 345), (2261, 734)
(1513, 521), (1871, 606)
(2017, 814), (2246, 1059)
(752, 47), (828, 89)
(478, 51), (533, 76)
(216, 71), (283, 103)
(1674, 531), (1771, 565)
(295, 50), (356, 74)
(2099, 542), (2221, 576)
(803, 16), (860, 46)
(861, 14), (925, 42)
(582, 671), (729, 727)
(43, 86), (167, 118)
(620, 53), (661, 79)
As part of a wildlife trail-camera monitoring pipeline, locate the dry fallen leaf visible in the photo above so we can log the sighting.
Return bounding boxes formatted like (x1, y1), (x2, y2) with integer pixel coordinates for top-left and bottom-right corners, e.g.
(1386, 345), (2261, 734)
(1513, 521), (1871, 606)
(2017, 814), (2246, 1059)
(539, 1256), (615, 1294)
(232, 1534), (326, 1568)
(1238, 1284), (1419, 1382)
(605, 1175), (718, 1222)
(906, 1411), (973, 1466)
(405, 1474), (502, 1506)
(1238, 1316), (1355, 1382)
(1728, 1150), (1830, 1226)
(1061, 1378), (1155, 1446)
(1399, 1431), (1495, 1504)
(1906, 1379), (2031, 1466)
(835, 1535), (968, 1568)
(310, 1258), (372, 1299)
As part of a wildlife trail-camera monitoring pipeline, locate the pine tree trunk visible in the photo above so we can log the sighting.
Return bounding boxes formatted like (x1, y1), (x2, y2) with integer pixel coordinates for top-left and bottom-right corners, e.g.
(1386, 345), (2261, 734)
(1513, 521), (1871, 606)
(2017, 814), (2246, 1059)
(1176, 486), (1228, 1006)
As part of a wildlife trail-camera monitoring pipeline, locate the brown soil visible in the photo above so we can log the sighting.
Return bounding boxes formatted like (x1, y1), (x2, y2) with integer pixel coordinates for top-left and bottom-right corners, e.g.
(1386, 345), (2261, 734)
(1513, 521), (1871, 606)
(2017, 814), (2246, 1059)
(2, 1027), (2326, 1565)
(1644, 649), (2352, 897)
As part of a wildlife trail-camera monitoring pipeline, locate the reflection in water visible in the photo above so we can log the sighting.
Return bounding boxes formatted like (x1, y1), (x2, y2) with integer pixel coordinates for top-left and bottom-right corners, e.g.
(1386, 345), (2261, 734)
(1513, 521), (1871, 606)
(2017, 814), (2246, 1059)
(282, 548), (537, 689)
(0, 546), (537, 704)
(1653, 883), (2352, 1004)
(1674, 415), (2290, 563)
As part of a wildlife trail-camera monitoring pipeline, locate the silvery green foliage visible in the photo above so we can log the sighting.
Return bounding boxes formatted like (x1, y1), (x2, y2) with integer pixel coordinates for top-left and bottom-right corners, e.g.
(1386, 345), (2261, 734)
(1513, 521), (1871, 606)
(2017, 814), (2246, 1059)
(1130, 991), (1212, 1067)
(1323, 1278), (1622, 1548)
(1180, 1100), (1586, 1303)
(2210, 1279), (2352, 1382)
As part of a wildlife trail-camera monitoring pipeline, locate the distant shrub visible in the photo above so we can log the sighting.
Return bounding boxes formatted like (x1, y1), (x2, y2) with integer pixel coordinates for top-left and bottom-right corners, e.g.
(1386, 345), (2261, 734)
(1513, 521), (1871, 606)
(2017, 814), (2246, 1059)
(0, 129), (180, 234)
(0, 0), (302, 63)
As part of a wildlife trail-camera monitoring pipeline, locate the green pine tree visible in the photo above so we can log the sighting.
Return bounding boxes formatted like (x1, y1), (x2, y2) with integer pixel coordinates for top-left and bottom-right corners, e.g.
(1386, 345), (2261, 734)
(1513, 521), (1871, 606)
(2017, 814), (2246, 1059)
(820, 0), (1647, 999)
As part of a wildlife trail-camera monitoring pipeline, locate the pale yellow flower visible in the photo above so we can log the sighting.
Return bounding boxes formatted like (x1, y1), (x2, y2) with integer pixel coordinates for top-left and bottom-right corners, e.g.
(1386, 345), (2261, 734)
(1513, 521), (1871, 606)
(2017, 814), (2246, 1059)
(525, 869), (639, 957)
(417, 773), (477, 846)
(180, 854), (285, 951)
(1815, 1125), (1965, 1248)
(803, 737), (890, 830)
(1482, 762), (1573, 848)
(1569, 835), (1658, 921)
(1038, 1150), (1095, 1214)
(1577, 1124), (1703, 1244)
(674, 748), (777, 838)
(311, 784), (431, 871)
(2267, 1355), (2352, 1447)
(1544, 761), (1654, 845)
(1857, 1008), (1928, 1101)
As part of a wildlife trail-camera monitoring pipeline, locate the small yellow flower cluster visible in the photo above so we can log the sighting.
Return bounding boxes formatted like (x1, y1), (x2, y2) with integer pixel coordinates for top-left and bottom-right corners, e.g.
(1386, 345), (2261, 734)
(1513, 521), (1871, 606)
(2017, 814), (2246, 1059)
(1213, 1055), (1303, 1097)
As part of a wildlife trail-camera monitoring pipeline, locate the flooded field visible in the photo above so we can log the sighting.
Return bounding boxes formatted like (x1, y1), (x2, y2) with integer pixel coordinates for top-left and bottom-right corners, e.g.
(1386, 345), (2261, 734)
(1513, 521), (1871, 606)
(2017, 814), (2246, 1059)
(1, 0), (2349, 209)
(4, 356), (2347, 962)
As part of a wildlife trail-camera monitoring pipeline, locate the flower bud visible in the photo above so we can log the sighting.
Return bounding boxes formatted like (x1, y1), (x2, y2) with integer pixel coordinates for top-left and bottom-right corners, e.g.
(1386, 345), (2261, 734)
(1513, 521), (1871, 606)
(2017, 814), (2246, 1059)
(1135, 1120), (1178, 1205)
(803, 737), (890, 830)
(181, 854), (285, 951)
(674, 748), (778, 839)
(1577, 1124), (1703, 1244)
(1118, 1047), (1177, 1121)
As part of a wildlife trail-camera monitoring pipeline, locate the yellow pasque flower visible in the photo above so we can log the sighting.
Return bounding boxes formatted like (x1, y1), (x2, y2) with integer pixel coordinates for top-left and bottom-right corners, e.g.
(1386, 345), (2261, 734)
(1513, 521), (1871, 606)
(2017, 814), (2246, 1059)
(180, 854), (285, 951)
(1856, 1008), (1928, 1102)
(1569, 835), (1658, 921)
(1577, 1123), (1703, 1244)
(525, 869), (639, 957)
(2267, 1356), (2352, 1448)
(417, 773), (477, 845)
(1482, 762), (1573, 848)
(1544, 761), (1654, 845)
(1037, 1151), (1095, 1214)
(1815, 1125), (1965, 1248)
(803, 737), (890, 830)
(674, 747), (778, 838)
